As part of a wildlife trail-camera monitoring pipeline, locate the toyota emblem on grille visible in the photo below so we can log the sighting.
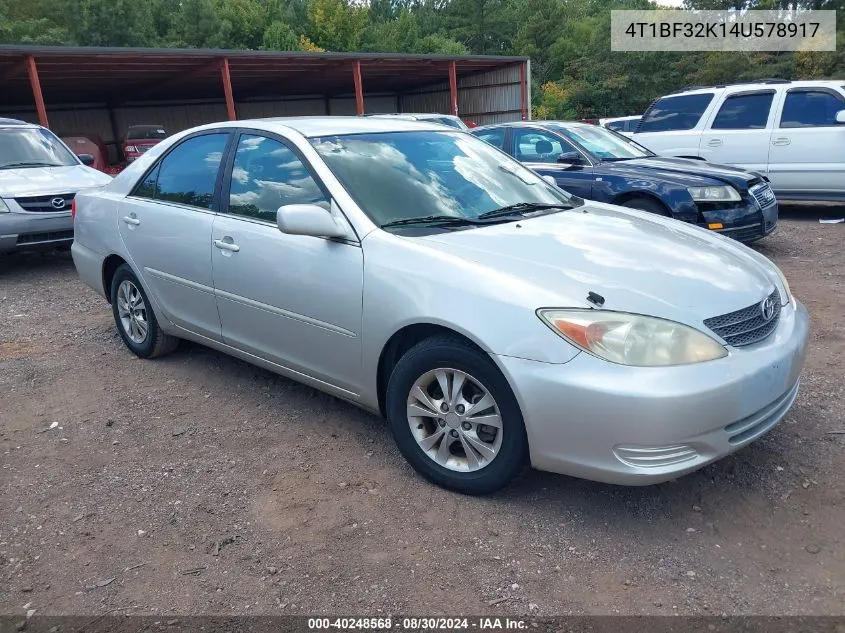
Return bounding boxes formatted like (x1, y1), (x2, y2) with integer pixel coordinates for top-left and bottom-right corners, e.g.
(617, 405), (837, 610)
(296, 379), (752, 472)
(761, 296), (776, 322)
(50, 197), (66, 210)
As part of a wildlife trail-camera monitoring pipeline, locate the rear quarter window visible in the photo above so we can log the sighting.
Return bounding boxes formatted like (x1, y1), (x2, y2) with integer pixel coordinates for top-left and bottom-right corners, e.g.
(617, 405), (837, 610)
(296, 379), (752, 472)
(638, 93), (715, 133)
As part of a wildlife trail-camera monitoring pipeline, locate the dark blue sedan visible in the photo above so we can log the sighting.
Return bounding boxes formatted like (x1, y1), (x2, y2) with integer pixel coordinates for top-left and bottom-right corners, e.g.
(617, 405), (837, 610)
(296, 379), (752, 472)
(471, 121), (778, 243)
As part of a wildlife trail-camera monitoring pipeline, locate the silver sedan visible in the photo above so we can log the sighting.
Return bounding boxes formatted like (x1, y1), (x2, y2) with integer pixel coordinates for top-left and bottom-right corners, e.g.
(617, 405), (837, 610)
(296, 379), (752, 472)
(71, 117), (809, 494)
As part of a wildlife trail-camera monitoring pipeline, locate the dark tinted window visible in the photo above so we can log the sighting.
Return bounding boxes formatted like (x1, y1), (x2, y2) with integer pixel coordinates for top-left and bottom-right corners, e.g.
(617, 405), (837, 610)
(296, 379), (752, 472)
(473, 128), (506, 149)
(148, 133), (228, 209)
(638, 93), (714, 132)
(126, 125), (167, 140)
(134, 163), (160, 199)
(227, 134), (328, 222)
(711, 92), (774, 129)
(780, 90), (845, 128)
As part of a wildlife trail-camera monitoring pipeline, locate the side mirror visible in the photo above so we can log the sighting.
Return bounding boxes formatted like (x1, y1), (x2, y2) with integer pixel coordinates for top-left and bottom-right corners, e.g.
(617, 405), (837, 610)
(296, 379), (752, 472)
(836, 110), (845, 124)
(276, 202), (350, 239)
(557, 151), (583, 165)
(78, 153), (95, 166)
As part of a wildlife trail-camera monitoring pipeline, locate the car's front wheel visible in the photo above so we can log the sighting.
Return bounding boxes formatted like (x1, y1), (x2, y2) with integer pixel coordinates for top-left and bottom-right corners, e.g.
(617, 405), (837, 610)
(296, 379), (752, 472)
(110, 264), (179, 358)
(386, 335), (527, 494)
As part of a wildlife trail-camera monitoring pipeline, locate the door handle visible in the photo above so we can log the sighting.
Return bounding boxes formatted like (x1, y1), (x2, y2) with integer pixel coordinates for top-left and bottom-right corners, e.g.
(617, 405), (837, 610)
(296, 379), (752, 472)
(214, 239), (240, 253)
(707, 138), (723, 147)
(122, 215), (140, 226)
(772, 137), (791, 146)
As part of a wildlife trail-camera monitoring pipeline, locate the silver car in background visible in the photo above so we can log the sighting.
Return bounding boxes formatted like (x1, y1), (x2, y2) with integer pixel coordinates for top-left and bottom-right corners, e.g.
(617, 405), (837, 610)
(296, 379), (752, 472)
(71, 117), (808, 494)
(1, 118), (112, 253)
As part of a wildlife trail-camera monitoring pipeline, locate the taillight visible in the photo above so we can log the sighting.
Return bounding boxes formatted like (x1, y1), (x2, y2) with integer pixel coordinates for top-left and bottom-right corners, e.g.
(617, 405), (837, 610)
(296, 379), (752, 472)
(71, 198), (76, 221)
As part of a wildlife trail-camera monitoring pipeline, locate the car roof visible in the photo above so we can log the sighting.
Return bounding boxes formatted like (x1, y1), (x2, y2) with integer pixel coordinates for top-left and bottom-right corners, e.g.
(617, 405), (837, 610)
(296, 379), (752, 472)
(0, 117), (36, 127)
(473, 120), (598, 132)
(368, 113), (458, 121)
(201, 116), (454, 138)
(664, 79), (844, 97)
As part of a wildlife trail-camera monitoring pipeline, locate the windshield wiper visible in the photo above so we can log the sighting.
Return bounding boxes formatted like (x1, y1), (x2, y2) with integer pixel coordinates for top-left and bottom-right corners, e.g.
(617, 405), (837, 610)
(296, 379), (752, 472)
(0, 161), (65, 169)
(380, 215), (489, 229)
(477, 202), (572, 220)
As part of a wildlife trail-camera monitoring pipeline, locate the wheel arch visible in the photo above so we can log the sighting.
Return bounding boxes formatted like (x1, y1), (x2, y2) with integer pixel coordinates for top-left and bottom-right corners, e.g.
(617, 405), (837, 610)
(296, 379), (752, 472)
(375, 323), (488, 418)
(102, 254), (129, 302)
(611, 191), (672, 215)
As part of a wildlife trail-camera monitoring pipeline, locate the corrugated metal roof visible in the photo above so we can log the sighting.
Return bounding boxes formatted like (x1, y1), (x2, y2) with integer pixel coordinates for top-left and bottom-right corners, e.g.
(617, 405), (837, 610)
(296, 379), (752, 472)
(0, 45), (527, 107)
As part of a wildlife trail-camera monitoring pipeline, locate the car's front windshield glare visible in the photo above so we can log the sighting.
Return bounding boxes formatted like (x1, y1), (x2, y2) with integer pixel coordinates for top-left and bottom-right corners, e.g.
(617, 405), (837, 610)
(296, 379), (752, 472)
(0, 128), (78, 168)
(555, 125), (652, 160)
(310, 131), (574, 227)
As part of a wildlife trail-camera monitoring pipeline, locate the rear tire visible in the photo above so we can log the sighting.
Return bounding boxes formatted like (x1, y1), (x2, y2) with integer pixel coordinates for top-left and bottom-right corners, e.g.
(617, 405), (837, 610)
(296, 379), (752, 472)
(386, 335), (527, 495)
(620, 196), (671, 217)
(110, 264), (179, 359)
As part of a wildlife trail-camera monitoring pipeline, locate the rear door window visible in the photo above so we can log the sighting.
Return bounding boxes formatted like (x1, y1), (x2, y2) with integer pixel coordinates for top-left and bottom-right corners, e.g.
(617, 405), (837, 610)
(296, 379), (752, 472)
(474, 128), (506, 149)
(711, 92), (774, 129)
(638, 93), (715, 132)
(780, 90), (845, 128)
(133, 133), (229, 209)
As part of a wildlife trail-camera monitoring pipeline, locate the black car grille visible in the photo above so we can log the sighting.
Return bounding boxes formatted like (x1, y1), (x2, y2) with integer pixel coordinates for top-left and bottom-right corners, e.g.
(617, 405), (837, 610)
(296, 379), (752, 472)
(720, 223), (764, 242)
(16, 230), (74, 245)
(704, 289), (781, 347)
(15, 193), (75, 212)
(749, 182), (776, 208)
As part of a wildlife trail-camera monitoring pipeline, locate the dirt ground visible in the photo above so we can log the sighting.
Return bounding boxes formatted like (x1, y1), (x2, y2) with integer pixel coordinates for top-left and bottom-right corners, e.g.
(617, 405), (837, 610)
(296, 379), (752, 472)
(1, 206), (843, 618)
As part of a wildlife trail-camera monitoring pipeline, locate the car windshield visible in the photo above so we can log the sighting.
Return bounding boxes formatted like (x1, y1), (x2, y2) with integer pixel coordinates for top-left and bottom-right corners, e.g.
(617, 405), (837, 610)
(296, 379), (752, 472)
(0, 127), (78, 169)
(310, 131), (575, 228)
(553, 124), (653, 161)
(126, 126), (167, 140)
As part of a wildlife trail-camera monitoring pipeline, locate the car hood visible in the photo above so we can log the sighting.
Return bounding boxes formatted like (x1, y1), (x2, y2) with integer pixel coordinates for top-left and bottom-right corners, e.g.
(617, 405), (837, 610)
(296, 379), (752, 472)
(414, 202), (778, 329)
(601, 156), (759, 189)
(0, 165), (112, 198)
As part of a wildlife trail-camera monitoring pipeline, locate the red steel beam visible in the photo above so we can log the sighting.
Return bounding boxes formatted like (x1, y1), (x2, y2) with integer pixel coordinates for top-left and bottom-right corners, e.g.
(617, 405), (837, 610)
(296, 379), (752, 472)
(220, 57), (237, 121)
(448, 61), (459, 117)
(26, 56), (49, 128)
(353, 60), (364, 115)
(520, 62), (528, 121)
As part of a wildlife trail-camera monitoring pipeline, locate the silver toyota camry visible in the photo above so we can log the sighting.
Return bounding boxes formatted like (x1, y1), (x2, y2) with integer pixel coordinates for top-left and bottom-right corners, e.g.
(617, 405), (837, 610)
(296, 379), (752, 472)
(71, 117), (809, 494)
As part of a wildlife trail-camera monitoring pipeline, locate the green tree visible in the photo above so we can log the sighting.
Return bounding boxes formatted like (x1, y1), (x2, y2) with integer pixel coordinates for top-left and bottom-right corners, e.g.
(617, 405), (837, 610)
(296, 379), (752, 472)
(262, 21), (302, 51)
(306, 0), (369, 51)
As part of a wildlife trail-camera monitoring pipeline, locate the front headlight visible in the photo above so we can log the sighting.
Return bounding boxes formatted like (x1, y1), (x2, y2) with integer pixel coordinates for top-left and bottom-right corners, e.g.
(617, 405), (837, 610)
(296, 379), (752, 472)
(538, 309), (728, 367)
(773, 265), (793, 304)
(0, 199), (10, 213)
(687, 185), (741, 203)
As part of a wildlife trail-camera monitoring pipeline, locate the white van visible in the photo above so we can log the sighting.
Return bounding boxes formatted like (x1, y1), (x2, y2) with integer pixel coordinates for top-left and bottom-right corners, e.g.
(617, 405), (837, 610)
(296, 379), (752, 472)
(633, 80), (845, 201)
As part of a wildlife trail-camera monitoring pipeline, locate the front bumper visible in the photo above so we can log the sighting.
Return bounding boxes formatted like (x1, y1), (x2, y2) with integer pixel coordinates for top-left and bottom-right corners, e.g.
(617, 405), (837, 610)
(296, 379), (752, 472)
(698, 200), (778, 244)
(0, 209), (74, 253)
(496, 300), (809, 485)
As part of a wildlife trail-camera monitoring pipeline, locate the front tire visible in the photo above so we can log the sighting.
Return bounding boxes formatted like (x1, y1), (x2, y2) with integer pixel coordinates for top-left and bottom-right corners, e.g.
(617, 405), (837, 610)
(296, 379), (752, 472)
(386, 335), (527, 495)
(110, 264), (179, 358)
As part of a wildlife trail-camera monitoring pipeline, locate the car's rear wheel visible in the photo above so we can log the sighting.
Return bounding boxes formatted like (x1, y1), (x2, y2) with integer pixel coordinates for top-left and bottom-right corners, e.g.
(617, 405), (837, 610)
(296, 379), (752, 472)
(620, 196), (671, 216)
(110, 264), (179, 358)
(386, 335), (527, 495)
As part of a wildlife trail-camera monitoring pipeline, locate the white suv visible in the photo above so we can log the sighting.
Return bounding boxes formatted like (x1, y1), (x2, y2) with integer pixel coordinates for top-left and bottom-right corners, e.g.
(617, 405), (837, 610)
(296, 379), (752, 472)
(633, 80), (845, 202)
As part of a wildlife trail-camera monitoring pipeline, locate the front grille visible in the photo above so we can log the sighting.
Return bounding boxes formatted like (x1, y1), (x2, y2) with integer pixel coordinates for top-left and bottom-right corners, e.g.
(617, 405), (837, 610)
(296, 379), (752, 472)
(704, 289), (781, 347)
(15, 192), (75, 212)
(137, 145), (151, 153)
(750, 182), (776, 208)
(16, 230), (74, 245)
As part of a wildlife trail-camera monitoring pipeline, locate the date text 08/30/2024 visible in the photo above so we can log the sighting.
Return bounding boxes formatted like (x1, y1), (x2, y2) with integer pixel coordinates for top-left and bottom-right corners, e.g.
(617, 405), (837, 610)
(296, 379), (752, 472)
(308, 618), (528, 630)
